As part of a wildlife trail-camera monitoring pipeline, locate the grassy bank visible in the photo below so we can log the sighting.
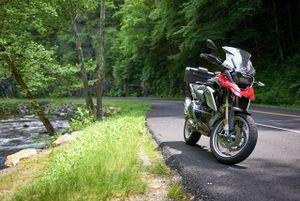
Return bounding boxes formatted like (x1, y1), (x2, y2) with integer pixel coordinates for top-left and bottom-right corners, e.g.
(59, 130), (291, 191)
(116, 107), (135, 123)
(14, 102), (148, 201)
(0, 101), (188, 201)
(1, 102), (151, 201)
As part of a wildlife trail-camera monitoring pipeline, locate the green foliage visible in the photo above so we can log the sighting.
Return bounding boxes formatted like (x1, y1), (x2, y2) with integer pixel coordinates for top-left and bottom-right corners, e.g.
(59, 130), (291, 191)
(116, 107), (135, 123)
(255, 51), (300, 105)
(5, 40), (61, 96)
(12, 102), (150, 201)
(1, 0), (300, 105)
(110, 0), (153, 96)
(0, 99), (29, 115)
(0, 0), (64, 97)
(106, 0), (300, 105)
(69, 107), (96, 131)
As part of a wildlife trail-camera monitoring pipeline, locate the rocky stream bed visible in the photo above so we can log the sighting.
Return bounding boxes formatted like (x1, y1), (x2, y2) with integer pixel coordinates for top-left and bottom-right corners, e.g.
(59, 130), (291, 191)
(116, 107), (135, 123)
(0, 103), (119, 170)
(0, 115), (69, 170)
(0, 104), (78, 170)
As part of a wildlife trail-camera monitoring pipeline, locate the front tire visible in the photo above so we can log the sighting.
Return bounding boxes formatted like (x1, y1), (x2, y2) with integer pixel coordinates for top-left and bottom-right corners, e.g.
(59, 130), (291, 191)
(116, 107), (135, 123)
(184, 119), (201, 145)
(210, 113), (257, 165)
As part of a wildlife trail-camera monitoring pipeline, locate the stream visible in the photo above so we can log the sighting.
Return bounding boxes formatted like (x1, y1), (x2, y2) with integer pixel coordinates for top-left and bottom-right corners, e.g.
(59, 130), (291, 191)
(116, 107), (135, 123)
(0, 115), (69, 170)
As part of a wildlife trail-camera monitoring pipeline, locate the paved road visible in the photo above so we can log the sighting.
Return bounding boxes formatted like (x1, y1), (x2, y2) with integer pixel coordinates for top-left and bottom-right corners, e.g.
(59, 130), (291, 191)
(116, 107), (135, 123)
(143, 100), (300, 201)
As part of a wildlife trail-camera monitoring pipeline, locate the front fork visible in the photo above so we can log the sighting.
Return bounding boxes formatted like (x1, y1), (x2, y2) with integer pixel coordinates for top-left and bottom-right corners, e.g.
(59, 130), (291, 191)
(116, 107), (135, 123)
(223, 90), (235, 136)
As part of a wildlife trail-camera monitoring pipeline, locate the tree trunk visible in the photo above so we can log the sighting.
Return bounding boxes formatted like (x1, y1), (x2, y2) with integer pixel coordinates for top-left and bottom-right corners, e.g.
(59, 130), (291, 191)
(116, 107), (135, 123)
(72, 18), (94, 111)
(0, 45), (56, 136)
(96, 0), (105, 119)
(272, 1), (284, 61)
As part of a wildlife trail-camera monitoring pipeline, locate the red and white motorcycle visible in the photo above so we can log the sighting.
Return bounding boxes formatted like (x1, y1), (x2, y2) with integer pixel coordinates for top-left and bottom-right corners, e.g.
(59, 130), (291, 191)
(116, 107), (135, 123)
(184, 39), (264, 164)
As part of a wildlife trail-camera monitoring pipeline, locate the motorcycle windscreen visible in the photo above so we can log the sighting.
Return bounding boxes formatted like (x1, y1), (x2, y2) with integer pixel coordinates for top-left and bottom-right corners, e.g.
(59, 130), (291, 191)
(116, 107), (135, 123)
(222, 46), (256, 76)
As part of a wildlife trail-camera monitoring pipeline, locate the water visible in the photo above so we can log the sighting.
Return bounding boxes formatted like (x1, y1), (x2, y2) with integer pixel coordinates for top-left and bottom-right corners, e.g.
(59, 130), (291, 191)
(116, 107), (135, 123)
(0, 115), (69, 170)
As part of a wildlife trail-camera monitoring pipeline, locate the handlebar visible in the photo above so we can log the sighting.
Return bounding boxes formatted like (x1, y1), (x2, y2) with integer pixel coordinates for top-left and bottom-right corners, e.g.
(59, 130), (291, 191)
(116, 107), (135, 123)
(200, 53), (223, 66)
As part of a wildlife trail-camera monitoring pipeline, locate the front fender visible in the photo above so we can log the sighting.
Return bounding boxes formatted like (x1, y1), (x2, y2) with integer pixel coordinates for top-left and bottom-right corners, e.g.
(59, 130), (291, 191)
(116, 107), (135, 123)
(231, 107), (251, 116)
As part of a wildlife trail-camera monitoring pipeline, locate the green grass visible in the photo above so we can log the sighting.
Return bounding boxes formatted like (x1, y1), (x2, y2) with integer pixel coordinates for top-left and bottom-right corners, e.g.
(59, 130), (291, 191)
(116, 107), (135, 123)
(167, 182), (188, 201)
(10, 102), (150, 201)
(0, 152), (51, 201)
(142, 136), (171, 176)
(253, 103), (300, 111)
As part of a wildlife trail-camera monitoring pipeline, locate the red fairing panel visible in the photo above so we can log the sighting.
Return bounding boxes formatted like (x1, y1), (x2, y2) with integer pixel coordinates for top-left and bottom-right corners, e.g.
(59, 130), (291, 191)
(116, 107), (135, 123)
(218, 75), (255, 101)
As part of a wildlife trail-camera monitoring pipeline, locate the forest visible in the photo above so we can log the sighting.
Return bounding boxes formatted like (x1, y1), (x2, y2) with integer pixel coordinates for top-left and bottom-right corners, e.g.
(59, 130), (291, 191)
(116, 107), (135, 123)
(1, 0), (300, 106)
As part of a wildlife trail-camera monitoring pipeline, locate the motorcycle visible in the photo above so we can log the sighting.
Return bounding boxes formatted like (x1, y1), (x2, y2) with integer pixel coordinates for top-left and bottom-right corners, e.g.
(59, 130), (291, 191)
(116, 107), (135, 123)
(183, 39), (264, 165)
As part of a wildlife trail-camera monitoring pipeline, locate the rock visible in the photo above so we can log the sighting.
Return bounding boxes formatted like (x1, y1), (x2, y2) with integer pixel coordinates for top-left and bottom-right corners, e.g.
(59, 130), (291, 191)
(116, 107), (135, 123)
(59, 113), (66, 117)
(23, 115), (35, 118)
(23, 124), (29, 128)
(5, 148), (38, 167)
(70, 131), (81, 138)
(18, 104), (31, 115)
(149, 179), (162, 189)
(52, 134), (77, 146)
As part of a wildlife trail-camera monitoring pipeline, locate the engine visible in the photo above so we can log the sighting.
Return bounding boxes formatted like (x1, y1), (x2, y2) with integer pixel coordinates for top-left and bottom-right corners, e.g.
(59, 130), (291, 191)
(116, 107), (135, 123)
(184, 97), (212, 134)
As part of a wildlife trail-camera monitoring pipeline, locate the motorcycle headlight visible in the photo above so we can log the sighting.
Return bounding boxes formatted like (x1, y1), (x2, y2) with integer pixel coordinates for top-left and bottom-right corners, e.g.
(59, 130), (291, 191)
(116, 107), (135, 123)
(232, 72), (253, 90)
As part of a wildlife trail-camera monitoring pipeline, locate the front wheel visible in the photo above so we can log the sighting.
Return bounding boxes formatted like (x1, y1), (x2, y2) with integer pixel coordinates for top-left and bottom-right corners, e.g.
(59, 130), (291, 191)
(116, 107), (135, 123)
(210, 113), (257, 165)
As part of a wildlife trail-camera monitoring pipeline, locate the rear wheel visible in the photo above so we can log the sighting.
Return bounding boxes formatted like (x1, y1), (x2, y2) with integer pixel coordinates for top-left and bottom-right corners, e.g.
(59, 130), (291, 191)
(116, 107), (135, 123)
(210, 113), (257, 165)
(184, 119), (201, 145)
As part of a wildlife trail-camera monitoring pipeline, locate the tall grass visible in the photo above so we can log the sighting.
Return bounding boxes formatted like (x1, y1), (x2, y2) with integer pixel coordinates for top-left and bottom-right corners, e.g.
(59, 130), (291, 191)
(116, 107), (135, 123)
(12, 102), (150, 201)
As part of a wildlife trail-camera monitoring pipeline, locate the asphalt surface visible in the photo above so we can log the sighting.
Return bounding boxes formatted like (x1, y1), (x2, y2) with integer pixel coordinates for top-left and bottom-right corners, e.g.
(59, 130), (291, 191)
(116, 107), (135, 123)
(143, 99), (300, 201)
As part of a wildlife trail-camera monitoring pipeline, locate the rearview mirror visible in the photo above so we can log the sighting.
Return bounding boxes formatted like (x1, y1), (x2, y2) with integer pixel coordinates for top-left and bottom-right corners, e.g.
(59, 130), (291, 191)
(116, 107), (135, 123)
(257, 81), (265, 87)
(206, 39), (218, 51)
(254, 81), (265, 87)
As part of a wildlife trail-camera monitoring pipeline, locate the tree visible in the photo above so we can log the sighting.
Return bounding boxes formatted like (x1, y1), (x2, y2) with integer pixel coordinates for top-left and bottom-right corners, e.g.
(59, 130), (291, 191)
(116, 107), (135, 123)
(50, 0), (98, 111)
(0, 45), (55, 135)
(73, 16), (95, 111)
(2, 0), (300, 107)
(0, 0), (57, 135)
(112, 0), (153, 96)
(96, 0), (106, 119)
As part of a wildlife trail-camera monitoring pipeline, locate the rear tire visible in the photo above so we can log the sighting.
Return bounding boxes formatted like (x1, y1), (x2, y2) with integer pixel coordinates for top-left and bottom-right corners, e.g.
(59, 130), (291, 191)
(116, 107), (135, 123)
(210, 113), (257, 165)
(184, 119), (201, 145)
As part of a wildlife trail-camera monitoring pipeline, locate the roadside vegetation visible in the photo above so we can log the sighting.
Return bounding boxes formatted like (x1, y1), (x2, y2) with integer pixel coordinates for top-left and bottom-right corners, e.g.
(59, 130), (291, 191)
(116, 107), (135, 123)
(253, 103), (300, 111)
(168, 182), (189, 201)
(0, 101), (188, 201)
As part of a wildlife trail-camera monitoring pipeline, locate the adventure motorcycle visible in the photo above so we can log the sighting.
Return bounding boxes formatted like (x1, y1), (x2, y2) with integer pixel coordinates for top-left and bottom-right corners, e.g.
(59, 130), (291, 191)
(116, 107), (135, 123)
(183, 39), (264, 165)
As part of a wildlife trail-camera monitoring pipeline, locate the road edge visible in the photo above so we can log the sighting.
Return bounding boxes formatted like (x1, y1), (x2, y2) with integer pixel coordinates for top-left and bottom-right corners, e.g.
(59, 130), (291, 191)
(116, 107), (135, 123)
(145, 110), (212, 201)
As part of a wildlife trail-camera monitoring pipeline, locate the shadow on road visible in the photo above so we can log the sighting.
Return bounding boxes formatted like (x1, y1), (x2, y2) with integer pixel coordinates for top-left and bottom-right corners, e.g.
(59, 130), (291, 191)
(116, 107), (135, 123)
(159, 141), (247, 171)
(156, 140), (300, 201)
